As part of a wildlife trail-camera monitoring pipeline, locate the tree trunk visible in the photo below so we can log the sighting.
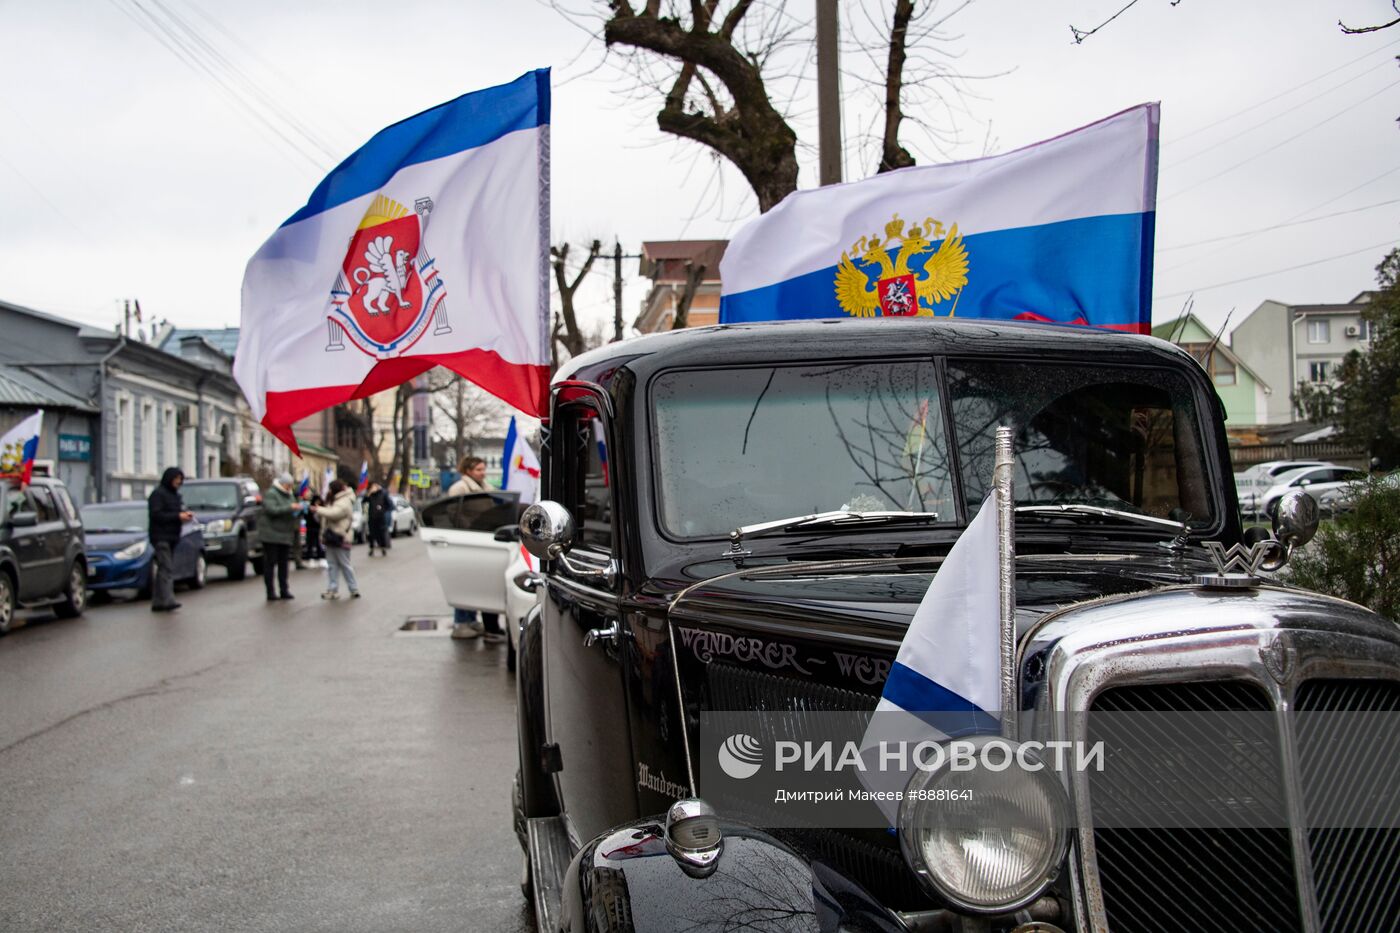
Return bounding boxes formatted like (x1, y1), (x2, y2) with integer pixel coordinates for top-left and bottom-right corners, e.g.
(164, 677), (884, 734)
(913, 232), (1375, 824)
(879, 0), (917, 174)
(671, 262), (707, 330)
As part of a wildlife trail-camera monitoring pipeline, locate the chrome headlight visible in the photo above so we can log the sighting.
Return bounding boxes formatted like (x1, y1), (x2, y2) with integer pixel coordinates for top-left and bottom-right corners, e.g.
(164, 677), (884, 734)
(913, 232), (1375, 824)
(204, 519), (233, 535)
(114, 540), (149, 561)
(898, 735), (1069, 913)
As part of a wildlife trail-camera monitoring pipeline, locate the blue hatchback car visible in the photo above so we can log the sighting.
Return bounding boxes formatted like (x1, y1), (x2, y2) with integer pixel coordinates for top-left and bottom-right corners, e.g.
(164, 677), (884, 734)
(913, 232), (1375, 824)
(80, 501), (207, 596)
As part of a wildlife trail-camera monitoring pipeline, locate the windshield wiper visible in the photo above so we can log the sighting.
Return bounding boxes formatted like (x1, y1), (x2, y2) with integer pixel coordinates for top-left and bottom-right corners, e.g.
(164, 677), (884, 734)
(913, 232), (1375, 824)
(725, 510), (941, 563)
(1015, 504), (1190, 546)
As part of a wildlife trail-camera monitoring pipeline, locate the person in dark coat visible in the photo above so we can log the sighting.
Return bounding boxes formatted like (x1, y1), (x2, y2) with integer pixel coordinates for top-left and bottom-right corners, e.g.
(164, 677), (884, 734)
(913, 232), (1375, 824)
(258, 473), (301, 600)
(302, 489), (325, 564)
(147, 467), (192, 613)
(365, 482), (392, 556)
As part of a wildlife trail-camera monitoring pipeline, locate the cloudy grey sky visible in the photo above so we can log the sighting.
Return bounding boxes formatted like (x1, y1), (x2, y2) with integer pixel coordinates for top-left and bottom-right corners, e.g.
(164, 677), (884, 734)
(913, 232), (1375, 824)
(1, 0), (1396, 343)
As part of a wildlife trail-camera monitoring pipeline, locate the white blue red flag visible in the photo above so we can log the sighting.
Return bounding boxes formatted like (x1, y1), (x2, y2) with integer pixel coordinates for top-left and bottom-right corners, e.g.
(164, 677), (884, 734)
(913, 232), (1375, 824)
(0, 410), (43, 485)
(322, 466), (335, 498)
(235, 70), (551, 451)
(356, 461), (369, 494)
(720, 104), (1159, 334)
(297, 471), (310, 497)
(501, 416), (540, 504)
(859, 497), (1001, 822)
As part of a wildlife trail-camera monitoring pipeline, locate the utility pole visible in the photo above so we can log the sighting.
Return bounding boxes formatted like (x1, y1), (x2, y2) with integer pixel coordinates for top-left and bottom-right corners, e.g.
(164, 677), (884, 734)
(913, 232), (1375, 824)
(612, 241), (624, 342)
(816, 0), (842, 186)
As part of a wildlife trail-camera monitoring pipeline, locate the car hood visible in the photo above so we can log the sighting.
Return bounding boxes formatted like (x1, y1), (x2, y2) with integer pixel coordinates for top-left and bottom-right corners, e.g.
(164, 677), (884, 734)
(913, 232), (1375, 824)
(666, 552), (1210, 639)
(85, 530), (146, 552)
(190, 508), (236, 523)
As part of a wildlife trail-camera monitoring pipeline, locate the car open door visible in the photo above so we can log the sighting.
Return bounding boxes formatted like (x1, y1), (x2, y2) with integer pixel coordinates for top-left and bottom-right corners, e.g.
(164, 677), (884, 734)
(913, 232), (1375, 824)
(418, 491), (520, 613)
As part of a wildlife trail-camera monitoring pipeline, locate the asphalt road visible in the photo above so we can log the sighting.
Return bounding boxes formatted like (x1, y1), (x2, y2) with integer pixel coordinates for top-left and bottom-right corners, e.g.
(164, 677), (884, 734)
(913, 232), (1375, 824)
(0, 537), (532, 933)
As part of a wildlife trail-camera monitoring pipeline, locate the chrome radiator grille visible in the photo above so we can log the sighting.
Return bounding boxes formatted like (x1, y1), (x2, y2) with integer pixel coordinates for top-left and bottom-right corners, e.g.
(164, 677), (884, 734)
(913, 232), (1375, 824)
(1086, 677), (1400, 933)
(1087, 681), (1301, 933)
(1295, 679), (1400, 933)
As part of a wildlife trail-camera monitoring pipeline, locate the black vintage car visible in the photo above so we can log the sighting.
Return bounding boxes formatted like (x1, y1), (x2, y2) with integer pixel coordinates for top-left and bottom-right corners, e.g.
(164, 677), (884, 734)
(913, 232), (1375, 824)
(505, 318), (1399, 933)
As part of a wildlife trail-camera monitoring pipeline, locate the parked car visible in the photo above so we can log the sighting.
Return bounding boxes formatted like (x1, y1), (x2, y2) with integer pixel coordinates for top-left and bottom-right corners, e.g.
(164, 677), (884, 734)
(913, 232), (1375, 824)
(417, 490), (532, 667)
(0, 476), (87, 632)
(180, 476), (264, 578)
(388, 494), (417, 536)
(81, 500), (206, 597)
(351, 496), (365, 544)
(481, 318), (1400, 932)
(1236, 459), (1330, 515)
(1257, 463), (1368, 519)
(1318, 469), (1400, 515)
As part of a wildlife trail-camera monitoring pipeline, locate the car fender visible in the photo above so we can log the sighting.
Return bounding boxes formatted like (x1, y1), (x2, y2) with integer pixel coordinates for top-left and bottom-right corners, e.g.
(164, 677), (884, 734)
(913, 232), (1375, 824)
(557, 817), (903, 932)
(516, 601), (559, 819)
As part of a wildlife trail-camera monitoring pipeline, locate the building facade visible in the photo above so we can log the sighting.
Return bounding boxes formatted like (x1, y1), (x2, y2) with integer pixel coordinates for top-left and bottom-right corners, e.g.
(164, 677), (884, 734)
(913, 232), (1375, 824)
(1228, 292), (1379, 424)
(1151, 313), (1273, 426)
(0, 300), (245, 503)
(635, 240), (728, 333)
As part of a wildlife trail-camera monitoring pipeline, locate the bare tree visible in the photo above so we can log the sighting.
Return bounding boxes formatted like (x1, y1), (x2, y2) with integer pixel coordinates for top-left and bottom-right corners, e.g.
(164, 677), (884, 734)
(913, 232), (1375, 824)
(430, 372), (507, 464)
(1340, 1), (1399, 34)
(671, 261), (708, 329)
(555, 1), (981, 211)
(551, 240), (602, 358)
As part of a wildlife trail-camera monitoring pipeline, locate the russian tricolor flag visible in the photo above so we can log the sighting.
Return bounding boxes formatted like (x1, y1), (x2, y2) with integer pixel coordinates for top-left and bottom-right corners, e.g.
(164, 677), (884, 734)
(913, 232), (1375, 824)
(0, 410), (43, 485)
(720, 104), (1158, 333)
(236, 70), (551, 452)
(297, 470), (310, 497)
(356, 460), (369, 494)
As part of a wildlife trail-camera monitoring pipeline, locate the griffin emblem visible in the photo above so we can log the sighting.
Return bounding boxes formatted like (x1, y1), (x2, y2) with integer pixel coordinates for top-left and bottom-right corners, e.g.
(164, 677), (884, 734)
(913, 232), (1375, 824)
(834, 214), (970, 318)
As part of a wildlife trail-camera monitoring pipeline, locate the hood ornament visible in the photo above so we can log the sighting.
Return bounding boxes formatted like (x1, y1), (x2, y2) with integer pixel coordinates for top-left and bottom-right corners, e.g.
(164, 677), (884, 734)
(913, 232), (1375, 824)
(1196, 540), (1285, 589)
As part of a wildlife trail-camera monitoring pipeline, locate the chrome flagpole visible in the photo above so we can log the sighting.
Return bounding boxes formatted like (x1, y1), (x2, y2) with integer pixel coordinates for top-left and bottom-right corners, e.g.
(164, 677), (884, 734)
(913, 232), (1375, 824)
(994, 425), (1017, 741)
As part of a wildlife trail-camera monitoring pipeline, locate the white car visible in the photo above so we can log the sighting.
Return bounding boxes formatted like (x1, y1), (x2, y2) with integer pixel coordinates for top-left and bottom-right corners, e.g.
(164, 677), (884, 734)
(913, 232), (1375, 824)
(1318, 470), (1397, 515)
(351, 497), (365, 543)
(387, 495), (418, 536)
(1236, 460), (1331, 514)
(1258, 464), (1368, 519)
(418, 491), (538, 669)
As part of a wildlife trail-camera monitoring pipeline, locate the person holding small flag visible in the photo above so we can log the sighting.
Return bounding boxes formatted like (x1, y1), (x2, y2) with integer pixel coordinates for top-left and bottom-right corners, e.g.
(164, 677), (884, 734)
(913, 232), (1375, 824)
(258, 473), (302, 601)
(364, 480), (392, 556)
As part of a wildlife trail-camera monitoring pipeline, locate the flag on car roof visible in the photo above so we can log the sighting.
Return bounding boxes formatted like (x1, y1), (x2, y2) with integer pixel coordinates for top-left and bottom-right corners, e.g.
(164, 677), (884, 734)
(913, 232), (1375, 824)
(235, 70), (552, 453)
(0, 410), (43, 485)
(719, 104), (1159, 334)
(858, 497), (1002, 823)
(501, 416), (540, 505)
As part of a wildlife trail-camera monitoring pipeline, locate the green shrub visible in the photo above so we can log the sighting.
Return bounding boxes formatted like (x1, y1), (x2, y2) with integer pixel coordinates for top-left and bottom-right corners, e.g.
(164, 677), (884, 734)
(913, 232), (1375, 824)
(1285, 476), (1400, 621)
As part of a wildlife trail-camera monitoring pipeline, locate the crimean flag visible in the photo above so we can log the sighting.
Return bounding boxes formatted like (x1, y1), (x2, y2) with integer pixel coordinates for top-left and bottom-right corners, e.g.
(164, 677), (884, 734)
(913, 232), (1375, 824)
(235, 70), (551, 453)
(720, 104), (1159, 334)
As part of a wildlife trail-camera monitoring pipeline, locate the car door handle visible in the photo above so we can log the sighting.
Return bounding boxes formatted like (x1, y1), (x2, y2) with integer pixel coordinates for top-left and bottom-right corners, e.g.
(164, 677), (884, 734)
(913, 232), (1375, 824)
(583, 620), (622, 649)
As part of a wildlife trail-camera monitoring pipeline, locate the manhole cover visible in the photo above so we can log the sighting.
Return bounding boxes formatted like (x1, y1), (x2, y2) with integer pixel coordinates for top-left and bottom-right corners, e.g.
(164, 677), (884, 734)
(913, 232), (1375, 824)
(395, 615), (453, 637)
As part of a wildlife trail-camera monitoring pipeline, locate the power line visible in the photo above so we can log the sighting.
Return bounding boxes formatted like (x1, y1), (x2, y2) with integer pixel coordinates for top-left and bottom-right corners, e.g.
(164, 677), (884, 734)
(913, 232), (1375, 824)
(1167, 36), (1400, 145)
(1170, 58), (1398, 167)
(1154, 238), (1397, 301)
(1158, 198), (1400, 252)
(1166, 79), (1400, 200)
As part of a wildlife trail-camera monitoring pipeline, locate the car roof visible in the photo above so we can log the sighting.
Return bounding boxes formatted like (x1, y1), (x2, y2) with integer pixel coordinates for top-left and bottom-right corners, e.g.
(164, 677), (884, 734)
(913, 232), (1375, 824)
(557, 317), (1198, 387)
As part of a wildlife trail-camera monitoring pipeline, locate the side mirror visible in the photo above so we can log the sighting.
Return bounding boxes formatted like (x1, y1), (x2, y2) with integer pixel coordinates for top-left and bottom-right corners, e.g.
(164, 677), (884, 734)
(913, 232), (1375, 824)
(243, 496), (260, 507)
(1297, 478), (1312, 487)
(9, 510), (37, 528)
(493, 524), (522, 543)
(1272, 490), (1318, 551)
(520, 501), (575, 559)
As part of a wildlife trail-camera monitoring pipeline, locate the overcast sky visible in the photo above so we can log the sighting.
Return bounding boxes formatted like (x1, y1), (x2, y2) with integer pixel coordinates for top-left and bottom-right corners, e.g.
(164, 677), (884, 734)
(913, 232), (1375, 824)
(1, 0), (1397, 345)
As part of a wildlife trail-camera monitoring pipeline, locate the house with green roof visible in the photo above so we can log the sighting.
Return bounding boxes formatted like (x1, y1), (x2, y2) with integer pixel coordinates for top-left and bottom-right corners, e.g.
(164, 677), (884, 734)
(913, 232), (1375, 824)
(1152, 313), (1273, 427)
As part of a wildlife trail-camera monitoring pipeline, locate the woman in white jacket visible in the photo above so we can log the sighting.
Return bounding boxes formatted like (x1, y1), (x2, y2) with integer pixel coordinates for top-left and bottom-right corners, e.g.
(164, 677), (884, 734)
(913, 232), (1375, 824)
(313, 479), (360, 599)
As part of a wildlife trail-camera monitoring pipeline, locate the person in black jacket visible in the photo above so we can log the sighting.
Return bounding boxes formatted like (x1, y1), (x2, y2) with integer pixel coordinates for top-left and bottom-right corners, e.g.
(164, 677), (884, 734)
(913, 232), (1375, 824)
(147, 467), (192, 613)
(365, 482), (392, 556)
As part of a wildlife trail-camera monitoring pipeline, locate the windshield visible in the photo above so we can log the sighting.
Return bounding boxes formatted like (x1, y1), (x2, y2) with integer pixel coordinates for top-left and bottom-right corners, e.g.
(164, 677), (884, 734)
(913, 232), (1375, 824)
(653, 361), (953, 538)
(181, 483), (240, 511)
(651, 358), (1217, 539)
(948, 359), (1214, 524)
(81, 504), (148, 532)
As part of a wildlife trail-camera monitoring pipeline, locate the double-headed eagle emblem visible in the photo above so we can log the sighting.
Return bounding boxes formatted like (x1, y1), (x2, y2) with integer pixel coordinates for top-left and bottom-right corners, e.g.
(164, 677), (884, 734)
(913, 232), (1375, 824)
(834, 214), (970, 318)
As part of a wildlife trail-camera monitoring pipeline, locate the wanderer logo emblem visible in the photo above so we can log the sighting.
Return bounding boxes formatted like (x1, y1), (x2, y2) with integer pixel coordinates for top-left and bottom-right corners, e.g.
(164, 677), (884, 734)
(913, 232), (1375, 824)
(1259, 636), (1296, 685)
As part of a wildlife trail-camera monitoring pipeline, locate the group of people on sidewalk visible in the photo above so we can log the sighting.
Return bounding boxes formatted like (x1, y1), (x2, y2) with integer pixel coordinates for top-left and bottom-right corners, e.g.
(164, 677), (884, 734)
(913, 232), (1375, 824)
(146, 468), (402, 609)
